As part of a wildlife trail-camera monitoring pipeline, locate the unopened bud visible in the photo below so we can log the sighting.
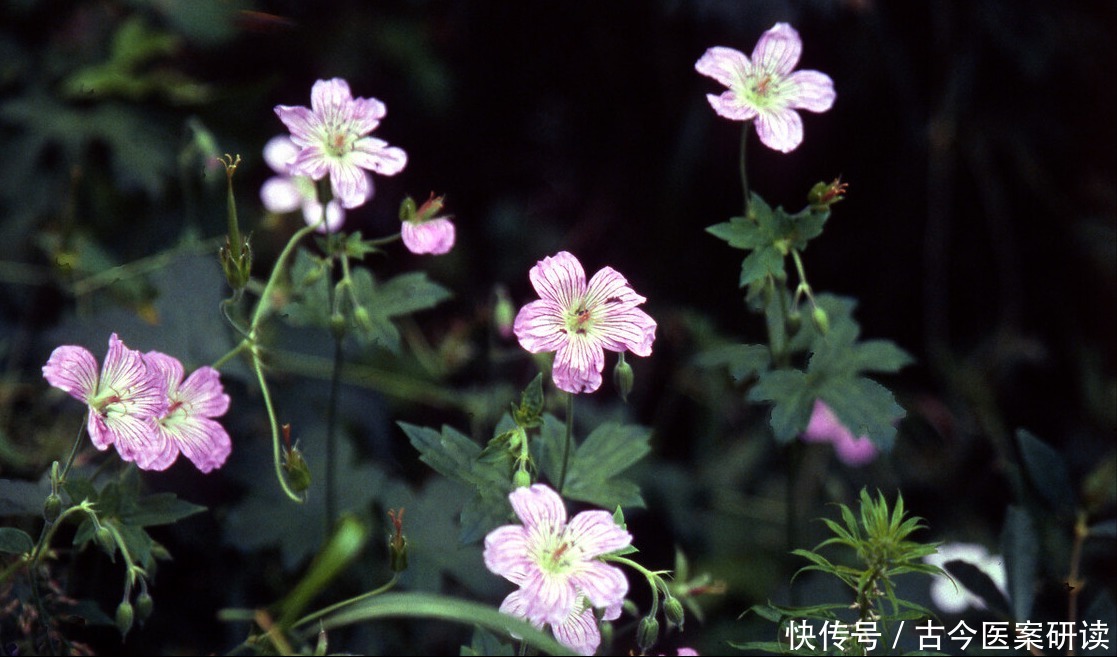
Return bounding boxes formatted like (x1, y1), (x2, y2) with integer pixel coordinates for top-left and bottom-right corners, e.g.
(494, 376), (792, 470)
(664, 596), (685, 629)
(399, 196), (418, 222)
(492, 286), (515, 340)
(787, 309), (802, 336)
(283, 446), (312, 494)
(43, 493), (63, 523)
(95, 526), (115, 555)
(513, 469), (532, 488)
(811, 306), (830, 335)
(115, 601), (134, 638)
(329, 311), (347, 339)
(612, 356), (634, 403)
(387, 509), (408, 573)
(637, 615), (660, 653)
(135, 592), (154, 622)
(353, 306), (372, 333)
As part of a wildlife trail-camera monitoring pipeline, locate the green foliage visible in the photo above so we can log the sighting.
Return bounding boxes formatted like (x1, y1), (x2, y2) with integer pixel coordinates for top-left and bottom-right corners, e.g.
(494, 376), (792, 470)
(1001, 505), (1038, 621)
(534, 415), (651, 509)
(1016, 428), (1076, 517)
(0, 527), (33, 554)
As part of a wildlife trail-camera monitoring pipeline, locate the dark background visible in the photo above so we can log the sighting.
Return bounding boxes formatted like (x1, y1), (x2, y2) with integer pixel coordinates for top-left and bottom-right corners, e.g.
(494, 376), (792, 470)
(1, 1), (1114, 655)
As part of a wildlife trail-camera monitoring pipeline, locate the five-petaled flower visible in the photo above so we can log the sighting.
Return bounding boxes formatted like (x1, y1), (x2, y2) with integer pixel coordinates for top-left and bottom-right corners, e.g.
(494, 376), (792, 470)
(260, 135), (369, 233)
(42, 333), (168, 468)
(513, 251), (656, 394)
(144, 351), (232, 473)
(275, 78), (406, 210)
(695, 22), (835, 153)
(484, 484), (631, 630)
(800, 400), (878, 466)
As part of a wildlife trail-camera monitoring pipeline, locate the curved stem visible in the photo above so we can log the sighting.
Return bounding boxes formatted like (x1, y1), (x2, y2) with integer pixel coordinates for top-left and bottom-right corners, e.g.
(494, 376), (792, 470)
(249, 219), (324, 332)
(292, 574), (399, 631)
(558, 393), (574, 494)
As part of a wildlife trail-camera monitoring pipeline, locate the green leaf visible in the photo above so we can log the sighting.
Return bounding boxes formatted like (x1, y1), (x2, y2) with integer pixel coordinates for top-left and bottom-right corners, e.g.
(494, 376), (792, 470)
(694, 343), (771, 383)
(462, 627), (515, 656)
(748, 369), (813, 442)
(1002, 505), (1038, 621)
(122, 492), (205, 527)
(351, 270), (451, 352)
(1016, 429), (1076, 516)
(0, 527), (34, 554)
(817, 378), (904, 453)
(400, 422), (481, 484)
(739, 246), (786, 288)
(562, 422), (651, 509)
(282, 248), (331, 328)
(943, 559), (1012, 618)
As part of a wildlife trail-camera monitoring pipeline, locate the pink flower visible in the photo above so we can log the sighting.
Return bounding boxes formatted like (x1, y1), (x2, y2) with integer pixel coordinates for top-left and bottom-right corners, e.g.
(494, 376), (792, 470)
(513, 252), (656, 394)
(499, 590), (618, 656)
(42, 333), (168, 467)
(401, 217), (455, 255)
(801, 400), (878, 466)
(260, 135), (368, 233)
(144, 352), (232, 473)
(695, 23), (835, 152)
(484, 484), (631, 628)
(274, 78), (406, 209)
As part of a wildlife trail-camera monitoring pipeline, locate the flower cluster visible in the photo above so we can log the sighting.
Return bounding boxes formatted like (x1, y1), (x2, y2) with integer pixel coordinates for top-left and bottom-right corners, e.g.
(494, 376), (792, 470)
(484, 484), (631, 655)
(800, 400), (877, 466)
(43, 333), (231, 473)
(513, 251), (656, 394)
(695, 22), (835, 153)
(274, 77), (407, 211)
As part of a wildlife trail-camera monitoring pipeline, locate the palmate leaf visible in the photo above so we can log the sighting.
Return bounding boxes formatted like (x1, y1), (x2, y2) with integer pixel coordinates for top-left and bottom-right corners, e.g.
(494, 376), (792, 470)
(693, 343), (771, 383)
(350, 269), (451, 353)
(533, 414), (650, 510)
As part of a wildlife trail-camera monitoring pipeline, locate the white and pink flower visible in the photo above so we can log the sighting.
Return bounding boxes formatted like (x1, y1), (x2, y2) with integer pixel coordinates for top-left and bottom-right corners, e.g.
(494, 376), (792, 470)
(801, 400), (878, 467)
(144, 352), (232, 473)
(695, 23), (835, 152)
(513, 252), (656, 394)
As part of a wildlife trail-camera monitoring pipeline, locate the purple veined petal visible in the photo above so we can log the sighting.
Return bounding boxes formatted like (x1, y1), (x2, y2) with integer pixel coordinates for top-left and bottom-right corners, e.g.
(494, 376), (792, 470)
(87, 413), (115, 450)
(564, 509), (632, 558)
(177, 365), (230, 418)
(521, 570), (577, 626)
(694, 46), (751, 88)
(143, 351), (184, 398)
(752, 22), (803, 76)
(103, 335), (167, 420)
(401, 217), (455, 255)
(513, 300), (569, 354)
(302, 198), (347, 233)
(787, 70), (836, 113)
(705, 91), (758, 122)
(349, 96), (387, 135)
(484, 525), (534, 578)
(498, 590), (545, 630)
(528, 252), (587, 312)
(328, 159), (371, 209)
(135, 422), (181, 471)
(43, 345), (100, 403)
(274, 105), (320, 147)
(593, 306), (657, 357)
(350, 138), (408, 176)
(572, 559), (629, 612)
(110, 413), (170, 469)
(510, 484), (568, 530)
(169, 415), (232, 473)
(584, 266), (646, 309)
(601, 597), (623, 622)
(263, 135), (300, 174)
(553, 338), (605, 394)
(290, 145), (330, 180)
(550, 605), (601, 656)
(754, 108), (805, 153)
(310, 78), (355, 126)
(261, 176), (303, 214)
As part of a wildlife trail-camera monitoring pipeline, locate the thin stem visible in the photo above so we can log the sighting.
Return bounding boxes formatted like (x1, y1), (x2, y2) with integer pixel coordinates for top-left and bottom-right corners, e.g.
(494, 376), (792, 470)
(363, 232), (402, 247)
(558, 392), (574, 494)
(254, 348), (304, 503)
(324, 336), (343, 533)
(212, 338), (251, 370)
(249, 219), (324, 332)
(58, 415), (88, 484)
(739, 124), (751, 216)
(292, 574), (399, 631)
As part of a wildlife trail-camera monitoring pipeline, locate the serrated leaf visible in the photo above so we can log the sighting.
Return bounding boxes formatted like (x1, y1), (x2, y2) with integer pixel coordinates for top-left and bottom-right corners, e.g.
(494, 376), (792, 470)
(122, 492), (205, 527)
(460, 488), (513, 545)
(1002, 506), (1038, 621)
(282, 248), (331, 328)
(400, 422), (481, 484)
(0, 527), (34, 554)
(739, 246), (786, 288)
(1016, 429), (1076, 516)
(748, 369), (813, 442)
(817, 377), (904, 453)
(562, 423), (651, 509)
(693, 343), (770, 382)
(351, 270), (451, 352)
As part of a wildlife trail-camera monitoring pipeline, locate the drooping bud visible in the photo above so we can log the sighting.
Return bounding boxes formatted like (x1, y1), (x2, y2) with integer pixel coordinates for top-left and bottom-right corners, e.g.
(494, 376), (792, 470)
(811, 306), (830, 336)
(282, 437), (312, 494)
(387, 508), (409, 573)
(135, 591), (154, 622)
(115, 600), (135, 638)
(43, 493), (63, 523)
(512, 468), (532, 488)
(637, 615), (660, 653)
(612, 354), (634, 403)
(664, 596), (686, 630)
(95, 525), (116, 556)
(787, 308), (802, 336)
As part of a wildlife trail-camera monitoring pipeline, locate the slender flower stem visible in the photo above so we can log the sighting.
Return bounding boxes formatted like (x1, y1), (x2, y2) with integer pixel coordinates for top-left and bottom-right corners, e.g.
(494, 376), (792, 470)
(324, 337), (343, 531)
(363, 232), (402, 247)
(254, 348), (304, 503)
(249, 218), (324, 332)
(57, 415), (88, 483)
(739, 123), (751, 216)
(558, 392), (574, 494)
(292, 574), (399, 632)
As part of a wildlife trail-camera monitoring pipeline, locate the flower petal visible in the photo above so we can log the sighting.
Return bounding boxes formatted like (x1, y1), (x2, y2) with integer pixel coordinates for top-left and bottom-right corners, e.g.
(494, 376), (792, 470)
(592, 306), (657, 357)
(564, 509), (632, 558)
(263, 135), (299, 174)
(513, 300), (568, 354)
(484, 525), (534, 582)
(550, 605), (601, 656)
(290, 145), (330, 180)
(111, 413), (170, 469)
(521, 570), (577, 626)
(753, 23), (802, 76)
(705, 91), (758, 122)
(528, 252), (587, 311)
(274, 105), (320, 147)
(571, 560), (629, 612)
(350, 138), (407, 176)
(103, 335), (167, 420)
(310, 78), (355, 126)
(694, 46), (751, 89)
(168, 416), (232, 473)
(401, 217), (456, 255)
(260, 177), (303, 214)
(302, 199), (347, 233)
(553, 338), (605, 394)
(43, 345), (99, 403)
(584, 266), (645, 309)
(178, 365), (230, 418)
(328, 159), (371, 209)
(754, 108), (804, 153)
(510, 484), (568, 530)
(786, 70), (836, 112)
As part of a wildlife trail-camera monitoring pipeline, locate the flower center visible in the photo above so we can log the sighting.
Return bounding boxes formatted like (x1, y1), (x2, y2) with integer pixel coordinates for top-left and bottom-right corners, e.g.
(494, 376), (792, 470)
(741, 70), (789, 110)
(564, 303), (594, 336)
(326, 129), (354, 158)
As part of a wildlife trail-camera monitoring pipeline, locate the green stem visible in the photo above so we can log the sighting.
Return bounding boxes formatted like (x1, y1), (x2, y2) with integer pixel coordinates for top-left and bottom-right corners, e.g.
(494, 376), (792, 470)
(249, 219), (323, 332)
(212, 338), (251, 370)
(558, 393), (574, 494)
(70, 237), (223, 298)
(57, 415), (87, 484)
(292, 574), (399, 631)
(324, 336), (343, 532)
(254, 348), (304, 503)
(363, 232), (402, 247)
(739, 124), (751, 216)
